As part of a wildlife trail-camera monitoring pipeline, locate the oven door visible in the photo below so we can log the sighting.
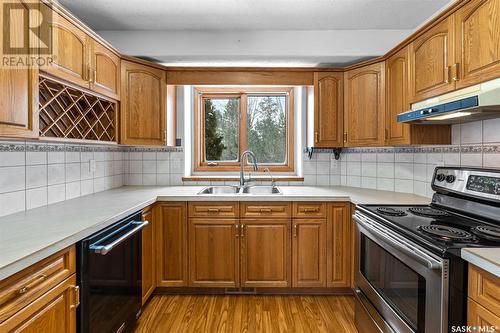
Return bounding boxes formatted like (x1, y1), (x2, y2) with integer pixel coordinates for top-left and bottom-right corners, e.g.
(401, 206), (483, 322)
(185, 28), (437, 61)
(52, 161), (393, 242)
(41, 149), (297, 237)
(353, 212), (449, 333)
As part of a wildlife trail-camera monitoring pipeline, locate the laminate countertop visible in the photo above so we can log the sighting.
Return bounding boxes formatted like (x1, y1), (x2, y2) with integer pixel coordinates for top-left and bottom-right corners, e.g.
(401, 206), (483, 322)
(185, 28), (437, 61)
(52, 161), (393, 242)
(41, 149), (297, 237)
(0, 185), (430, 280)
(461, 248), (500, 278)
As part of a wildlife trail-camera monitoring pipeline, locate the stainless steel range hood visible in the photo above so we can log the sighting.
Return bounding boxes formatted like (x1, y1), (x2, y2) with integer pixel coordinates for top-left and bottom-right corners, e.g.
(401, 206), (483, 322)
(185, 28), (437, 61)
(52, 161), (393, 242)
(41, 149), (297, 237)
(397, 78), (500, 124)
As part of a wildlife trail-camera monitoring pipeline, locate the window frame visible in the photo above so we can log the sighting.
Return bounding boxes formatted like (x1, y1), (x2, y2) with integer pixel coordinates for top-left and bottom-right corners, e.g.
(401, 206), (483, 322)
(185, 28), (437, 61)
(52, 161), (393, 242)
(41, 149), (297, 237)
(194, 87), (295, 173)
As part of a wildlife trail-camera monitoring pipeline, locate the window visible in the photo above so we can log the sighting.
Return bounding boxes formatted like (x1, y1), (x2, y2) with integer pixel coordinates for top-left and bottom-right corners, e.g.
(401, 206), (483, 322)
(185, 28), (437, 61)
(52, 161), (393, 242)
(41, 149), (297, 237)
(194, 87), (294, 172)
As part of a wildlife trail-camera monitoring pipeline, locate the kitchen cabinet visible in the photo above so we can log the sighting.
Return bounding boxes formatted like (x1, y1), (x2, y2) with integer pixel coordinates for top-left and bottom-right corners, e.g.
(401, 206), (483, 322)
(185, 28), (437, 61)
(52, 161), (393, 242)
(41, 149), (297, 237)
(0, 246), (77, 333)
(327, 203), (351, 288)
(240, 219), (291, 287)
(44, 8), (90, 88)
(120, 60), (167, 146)
(454, 0), (500, 89)
(0, 0), (38, 139)
(141, 206), (155, 304)
(292, 219), (327, 287)
(313, 72), (344, 147)
(409, 16), (455, 102)
(90, 39), (120, 100)
(156, 203), (188, 287)
(385, 47), (451, 145)
(344, 62), (385, 147)
(188, 218), (240, 287)
(467, 264), (500, 328)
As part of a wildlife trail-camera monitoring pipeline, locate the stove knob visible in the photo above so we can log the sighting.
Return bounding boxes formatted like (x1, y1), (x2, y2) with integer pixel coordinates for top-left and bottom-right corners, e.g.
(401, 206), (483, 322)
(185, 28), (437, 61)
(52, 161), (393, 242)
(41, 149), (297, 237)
(436, 174), (446, 182)
(446, 175), (456, 183)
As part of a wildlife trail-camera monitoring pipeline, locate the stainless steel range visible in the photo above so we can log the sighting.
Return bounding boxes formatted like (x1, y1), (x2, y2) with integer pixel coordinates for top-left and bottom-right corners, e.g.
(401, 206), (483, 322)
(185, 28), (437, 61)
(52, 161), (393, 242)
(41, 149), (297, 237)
(353, 167), (500, 333)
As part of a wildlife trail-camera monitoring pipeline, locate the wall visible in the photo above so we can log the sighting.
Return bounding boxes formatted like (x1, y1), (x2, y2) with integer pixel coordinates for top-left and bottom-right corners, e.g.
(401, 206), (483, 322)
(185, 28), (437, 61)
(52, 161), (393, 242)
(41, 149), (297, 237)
(302, 120), (500, 197)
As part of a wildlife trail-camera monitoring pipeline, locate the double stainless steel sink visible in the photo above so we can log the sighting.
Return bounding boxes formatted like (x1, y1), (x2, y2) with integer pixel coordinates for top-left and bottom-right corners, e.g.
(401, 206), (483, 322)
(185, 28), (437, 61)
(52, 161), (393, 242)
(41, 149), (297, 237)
(198, 185), (282, 195)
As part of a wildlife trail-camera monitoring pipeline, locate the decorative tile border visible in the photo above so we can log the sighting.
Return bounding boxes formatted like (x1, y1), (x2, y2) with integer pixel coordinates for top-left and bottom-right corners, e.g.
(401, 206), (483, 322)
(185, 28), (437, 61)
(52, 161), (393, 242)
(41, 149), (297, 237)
(0, 139), (183, 153)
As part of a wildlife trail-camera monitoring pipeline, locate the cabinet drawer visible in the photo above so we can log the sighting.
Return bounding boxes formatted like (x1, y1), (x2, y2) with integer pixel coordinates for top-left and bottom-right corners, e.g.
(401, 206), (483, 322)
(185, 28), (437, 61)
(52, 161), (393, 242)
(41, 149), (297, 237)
(292, 203), (327, 218)
(0, 246), (76, 323)
(241, 203), (291, 218)
(188, 202), (239, 218)
(468, 264), (500, 318)
(468, 298), (500, 329)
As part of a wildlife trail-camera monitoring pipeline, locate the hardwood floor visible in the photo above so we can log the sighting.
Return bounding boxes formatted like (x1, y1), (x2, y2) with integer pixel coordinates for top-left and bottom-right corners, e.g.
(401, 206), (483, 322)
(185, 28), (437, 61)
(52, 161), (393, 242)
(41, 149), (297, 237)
(134, 295), (358, 333)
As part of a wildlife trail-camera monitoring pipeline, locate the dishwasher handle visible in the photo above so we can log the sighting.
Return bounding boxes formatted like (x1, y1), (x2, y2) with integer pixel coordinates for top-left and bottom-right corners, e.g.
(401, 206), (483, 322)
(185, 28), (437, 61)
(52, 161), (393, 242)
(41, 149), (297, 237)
(89, 220), (149, 255)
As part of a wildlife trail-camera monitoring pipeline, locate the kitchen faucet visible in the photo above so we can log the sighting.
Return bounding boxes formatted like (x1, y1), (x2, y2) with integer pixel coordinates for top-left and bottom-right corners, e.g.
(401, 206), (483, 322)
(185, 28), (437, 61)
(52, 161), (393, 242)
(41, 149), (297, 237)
(239, 150), (258, 187)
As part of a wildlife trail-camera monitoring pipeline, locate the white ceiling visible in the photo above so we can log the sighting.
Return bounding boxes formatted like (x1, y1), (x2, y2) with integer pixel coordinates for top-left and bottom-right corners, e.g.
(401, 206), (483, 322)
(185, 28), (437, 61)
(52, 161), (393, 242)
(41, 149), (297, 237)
(59, 0), (452, 31)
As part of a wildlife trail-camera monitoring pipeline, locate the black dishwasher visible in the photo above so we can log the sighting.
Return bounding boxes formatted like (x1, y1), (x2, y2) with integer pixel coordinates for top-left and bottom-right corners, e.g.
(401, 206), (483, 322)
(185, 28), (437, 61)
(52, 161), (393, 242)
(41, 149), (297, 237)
(77, 211), (148, 333)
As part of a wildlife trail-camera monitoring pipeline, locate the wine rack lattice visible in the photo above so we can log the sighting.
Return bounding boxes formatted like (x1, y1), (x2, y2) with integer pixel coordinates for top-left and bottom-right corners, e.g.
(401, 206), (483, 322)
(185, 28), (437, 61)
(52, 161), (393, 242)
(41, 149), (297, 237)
(39, 76), (117, 142)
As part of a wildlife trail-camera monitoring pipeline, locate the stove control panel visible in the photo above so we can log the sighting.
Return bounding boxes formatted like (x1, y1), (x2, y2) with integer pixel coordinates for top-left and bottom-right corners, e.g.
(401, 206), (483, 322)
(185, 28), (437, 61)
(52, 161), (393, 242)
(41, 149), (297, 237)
(433, 167), (500, 201)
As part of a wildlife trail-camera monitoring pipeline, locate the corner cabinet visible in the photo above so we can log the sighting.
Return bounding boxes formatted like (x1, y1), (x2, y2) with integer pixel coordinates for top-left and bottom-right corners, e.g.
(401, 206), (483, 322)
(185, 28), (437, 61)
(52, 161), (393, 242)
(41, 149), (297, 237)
(120, 60), (167, 146)
(385, 47), (451, 145)
(454, 0), (500, 89)
(409, 16), (455, 102)
(0, 0), (38, 139)
(313, 72), (344, 147)
(344, 62), (385, 147)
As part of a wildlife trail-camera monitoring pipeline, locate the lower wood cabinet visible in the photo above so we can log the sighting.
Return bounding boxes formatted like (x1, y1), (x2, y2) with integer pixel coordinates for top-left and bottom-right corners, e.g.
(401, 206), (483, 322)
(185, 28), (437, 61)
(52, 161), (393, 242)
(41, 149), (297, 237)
(240, 219), (291, 288)
(156, 203), (188, 287)
(467, 264), (500, 328)
(0, 246), (78, 333)
(188, 218), (240, 287)
(141, 206), (155, 304)
(327, 203), (352, 288)
(292, 219), (327, 287)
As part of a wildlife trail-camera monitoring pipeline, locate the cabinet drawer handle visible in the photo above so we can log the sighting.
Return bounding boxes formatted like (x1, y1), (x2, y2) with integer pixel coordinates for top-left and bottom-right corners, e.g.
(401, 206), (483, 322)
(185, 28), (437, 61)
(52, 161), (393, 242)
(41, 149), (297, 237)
(444, 66), (450, 83)
(208, 208), (220, 213)
(235, 224), (239, 237)
(260, 208), (272, 214)
(314, 132), (319, 144)
(18, 274), (47, 294)
(452, 63), (459, 81)
(241, 224), (245, 237)
(303, 208), (319, 213)
(293, 224), (297, 237)
(70, 285), (80, 309)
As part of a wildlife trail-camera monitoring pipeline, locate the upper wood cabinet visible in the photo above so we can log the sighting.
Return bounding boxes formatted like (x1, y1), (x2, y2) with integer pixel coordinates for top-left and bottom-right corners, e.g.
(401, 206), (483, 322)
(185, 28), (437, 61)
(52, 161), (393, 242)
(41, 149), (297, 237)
(156, 203), (188, 287)
(344, 62), (385, 147)
(240, 219), (291, 288)
(313, 72), (344, 147)
(455, 0), (500, 89)
(120, 60), (166, 146)
(385, 47), (451, 145)
(0, 1), (38, 139)
(409, 16), (455, 102)
(90, 40), (120, 100)
(45, 10), (90, 88)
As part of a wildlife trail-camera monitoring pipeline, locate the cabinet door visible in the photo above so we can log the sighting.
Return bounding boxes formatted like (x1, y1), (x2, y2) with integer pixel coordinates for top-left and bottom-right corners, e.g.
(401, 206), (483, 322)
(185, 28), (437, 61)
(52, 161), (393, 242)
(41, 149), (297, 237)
(45, 9), (90, 88)
(120, 60), (166, 145)
(156, 203), (188, 287)
(468, 299), (500, 329)
(327, 203), (351, 288)
(292, 219), (327, 287)
(455, 0), (500, 89)
(141, 206), (155, 304)
(344, 62), (385, 147)
(188, 219), (240, 287)
(409, 16), (455, 102)
(0, 0), (38, 139)
(386, 47), (411, 145)
(240, 219), (291, 287)
(313, 72), (343, 147)
(91, 40), (120, 100)
(0, 275), (78, 333)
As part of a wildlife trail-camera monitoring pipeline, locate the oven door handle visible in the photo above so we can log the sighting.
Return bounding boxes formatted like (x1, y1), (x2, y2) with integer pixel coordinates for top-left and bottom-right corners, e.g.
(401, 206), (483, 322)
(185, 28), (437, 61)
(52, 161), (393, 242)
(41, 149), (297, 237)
(89, 220), (149, 255)
(353, 214), (442, 270)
